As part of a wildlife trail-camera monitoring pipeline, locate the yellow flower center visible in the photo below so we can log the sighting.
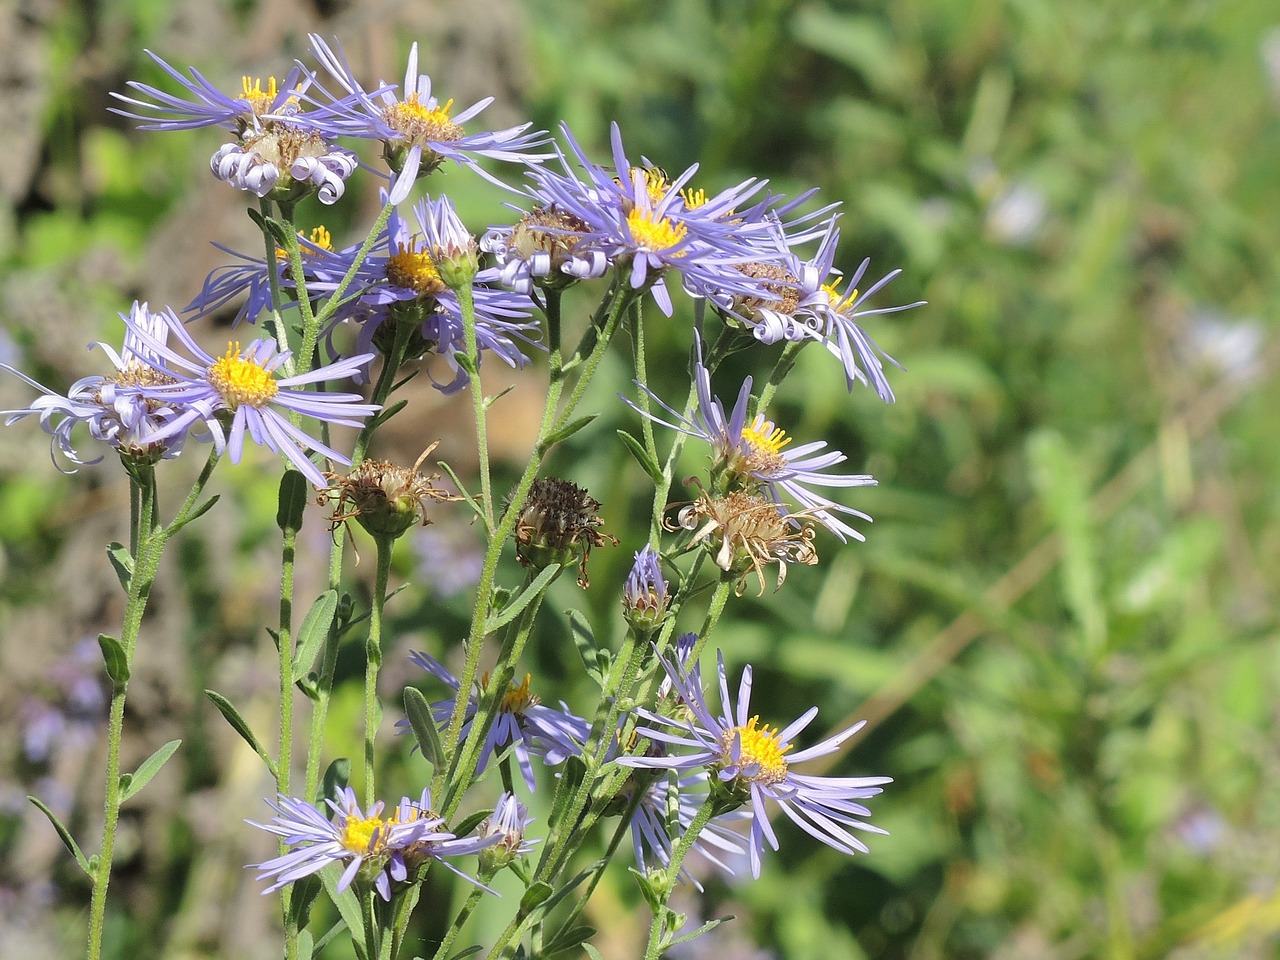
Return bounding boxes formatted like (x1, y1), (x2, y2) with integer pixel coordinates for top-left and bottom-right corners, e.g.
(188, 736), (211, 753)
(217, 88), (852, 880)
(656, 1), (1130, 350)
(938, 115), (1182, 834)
(383, 94), (463, 144)
(501, 673), (540, 714)
(340, 812), (386, 854)
(626, 208), (687, 253)
(822, 279), (860, 312)
(239, 76), (298, 116)
(741, 418), (791, 459)
(207, 342), (279, 409)
(386, 240), (447, 296)
(722, 716), (791, 784)
(275, 225), (335, 262)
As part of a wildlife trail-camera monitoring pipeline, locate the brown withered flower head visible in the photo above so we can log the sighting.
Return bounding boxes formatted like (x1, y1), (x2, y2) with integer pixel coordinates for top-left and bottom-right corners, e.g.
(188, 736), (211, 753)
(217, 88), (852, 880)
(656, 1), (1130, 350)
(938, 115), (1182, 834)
(669, 481), (818, 596)
(511, 476), (617, 587)
(322, 442), (460, 540)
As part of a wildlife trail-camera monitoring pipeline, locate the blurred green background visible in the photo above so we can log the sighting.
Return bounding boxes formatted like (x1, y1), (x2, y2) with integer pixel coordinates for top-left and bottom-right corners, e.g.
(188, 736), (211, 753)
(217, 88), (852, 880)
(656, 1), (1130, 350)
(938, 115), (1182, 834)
(1, 1), (1278, 958)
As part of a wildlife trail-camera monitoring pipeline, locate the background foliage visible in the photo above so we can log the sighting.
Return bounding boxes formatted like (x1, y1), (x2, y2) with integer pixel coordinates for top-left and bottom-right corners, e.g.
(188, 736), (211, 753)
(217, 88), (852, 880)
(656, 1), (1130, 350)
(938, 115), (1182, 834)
(1, 1), (1278, 958)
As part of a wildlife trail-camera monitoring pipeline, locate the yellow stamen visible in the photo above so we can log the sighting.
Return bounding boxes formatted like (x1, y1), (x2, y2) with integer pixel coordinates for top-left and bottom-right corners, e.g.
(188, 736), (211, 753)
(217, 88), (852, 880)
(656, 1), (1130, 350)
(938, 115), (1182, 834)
(274, 225), (335, 262)
(383, 94), (463, 143)
(207, 342), (279, 409)
(724, 715), (791, 783)
(741, 418), (792, 458)
(681, 186), (708, 209)
(626, 208), (687, 253)
(239, 76), (298, 115)
(501, 673), (540, 714)
(386, 241), (446, 296)
(823, 279), (860, 312)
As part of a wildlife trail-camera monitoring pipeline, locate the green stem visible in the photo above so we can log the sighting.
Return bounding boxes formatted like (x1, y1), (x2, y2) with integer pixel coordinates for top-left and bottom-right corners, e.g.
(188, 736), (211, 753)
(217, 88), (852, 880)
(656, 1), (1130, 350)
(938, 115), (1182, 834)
(429, 884), (489, 960)
(278, 520), (298, 960)
(642, 795), (717, 960)
(87, 451), (219, 960)
(364, 536), (395, 807)
(457, 283), (494, 530)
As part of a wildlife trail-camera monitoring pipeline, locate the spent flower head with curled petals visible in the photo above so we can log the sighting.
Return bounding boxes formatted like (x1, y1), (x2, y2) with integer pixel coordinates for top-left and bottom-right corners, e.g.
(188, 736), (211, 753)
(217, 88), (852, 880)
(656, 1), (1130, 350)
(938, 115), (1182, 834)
(299, 35), (553, 203)
(618, 649), (890, 878)
(725, 220), (923, 402)
(114, 308), (378, 487)
(1, 301), (191, 470)
(627, 331), (876, 542)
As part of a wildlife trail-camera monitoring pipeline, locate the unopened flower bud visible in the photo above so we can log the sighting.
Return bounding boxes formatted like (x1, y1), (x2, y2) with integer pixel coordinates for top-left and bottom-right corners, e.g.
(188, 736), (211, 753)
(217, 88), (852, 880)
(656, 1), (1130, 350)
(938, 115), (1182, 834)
(622, 544), (670, 631)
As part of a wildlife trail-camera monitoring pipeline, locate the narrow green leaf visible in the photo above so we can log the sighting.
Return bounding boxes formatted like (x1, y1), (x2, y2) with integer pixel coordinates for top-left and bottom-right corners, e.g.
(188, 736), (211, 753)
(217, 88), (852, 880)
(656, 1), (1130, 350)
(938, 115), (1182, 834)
(616, 430), (663, 484)
(544, 924), (596, 959)
(484, 564), (561, 633)
(484, 384), (517, 410)
(436, 460), (486, 525)
(518, 881), (553, 917)
(204, 689), (277, 778)
(119, 739), (181, 803)
(319, 862), (365, 942)
(247, 208), (293, 247)
(443, 948), (483, 960)
(451, 810), (489, 838)
(455, 352), (479, 377)
(663, 915), (731, 950)
(171, 494), (220, 533)
(583, 946), (605, 960)
(540, 415), (598, 451)
(403, 688), (443, 767)
(368, 398), (408, 430)
(98, 634), (130, 687)
(320, 758), (350, 806)
(106, 542), (133, 592)
(28, 795), (91, 875)
(296, 930), (314, 960)
(288, 872), (323, 933)
(293, 590), (339, 681)
(276, 470), (309, 534)
(567, 610), (610, 685)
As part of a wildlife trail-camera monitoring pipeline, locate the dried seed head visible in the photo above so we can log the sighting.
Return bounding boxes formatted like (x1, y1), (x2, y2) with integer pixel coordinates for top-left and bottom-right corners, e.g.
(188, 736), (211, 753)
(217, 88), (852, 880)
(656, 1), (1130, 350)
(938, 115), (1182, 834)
(322, 442), (460, 540)
(669, 483), (818, 596)
(512, 476), (617, 587)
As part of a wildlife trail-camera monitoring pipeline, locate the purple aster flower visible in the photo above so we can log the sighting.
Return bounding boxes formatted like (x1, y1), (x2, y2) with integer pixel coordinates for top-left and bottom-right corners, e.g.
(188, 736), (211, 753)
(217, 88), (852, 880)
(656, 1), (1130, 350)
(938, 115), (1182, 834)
(185, 225), (348, 324)
(403, 650), (589, 791)
(626, 332), (876, 542)
(249, 786), (493, 901)
(110, 52), (312, 134)
(513, 124), (779, 316)
(618, 649), (890, 878)
(1, 301), (193, 469)
(299, 36), (553, 203)
(477, 792), (538, 873)
(728, 220), (923, 402)
(326, 196), (541, 392)
(116, 308), (378, 487)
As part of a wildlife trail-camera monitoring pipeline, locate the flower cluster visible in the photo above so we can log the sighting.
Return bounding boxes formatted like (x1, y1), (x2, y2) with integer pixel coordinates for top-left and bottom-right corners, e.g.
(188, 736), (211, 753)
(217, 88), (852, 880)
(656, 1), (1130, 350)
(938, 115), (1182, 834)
(1, 302), (377, 485)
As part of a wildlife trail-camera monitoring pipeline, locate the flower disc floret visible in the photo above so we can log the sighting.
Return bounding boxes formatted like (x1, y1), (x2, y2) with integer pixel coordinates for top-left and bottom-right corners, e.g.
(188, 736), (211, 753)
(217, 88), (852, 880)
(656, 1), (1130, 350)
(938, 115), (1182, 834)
(383, 94), (463, 144)
(723, 717), (791, 784)
(386, 241), (447, 296)
(208, 342), (280, 408)
(626, 207), (687, 253)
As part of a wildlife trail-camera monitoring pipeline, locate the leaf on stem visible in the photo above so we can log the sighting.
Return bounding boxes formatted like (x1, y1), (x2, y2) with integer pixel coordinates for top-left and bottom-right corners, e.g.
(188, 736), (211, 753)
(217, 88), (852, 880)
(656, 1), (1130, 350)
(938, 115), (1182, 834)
(403, 687), (443, 768)
(567, 610), (611, 687)
(540, 415), (599, 452)
(27, 795), (92, 875)
(518, 881), (553, 918)
(484, 564), (562, 634)
(98, 633), (130, 687)
(119, 739), (181, 803)
(106, 542), (134, 592)
(293, 590), (339, 682)
(663, 915), (732, 950)
(169, 494), (221, 534)
(204, 689), (277, 778)
(616, 430), (664, 484)
(543, 924), (596, 959)
(443, 948), (483, 960)
(320, 758), (351, 806)
(319, 861), (365, 944)
(276, 470), (310, 534)
(436, 461), (488, 527)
